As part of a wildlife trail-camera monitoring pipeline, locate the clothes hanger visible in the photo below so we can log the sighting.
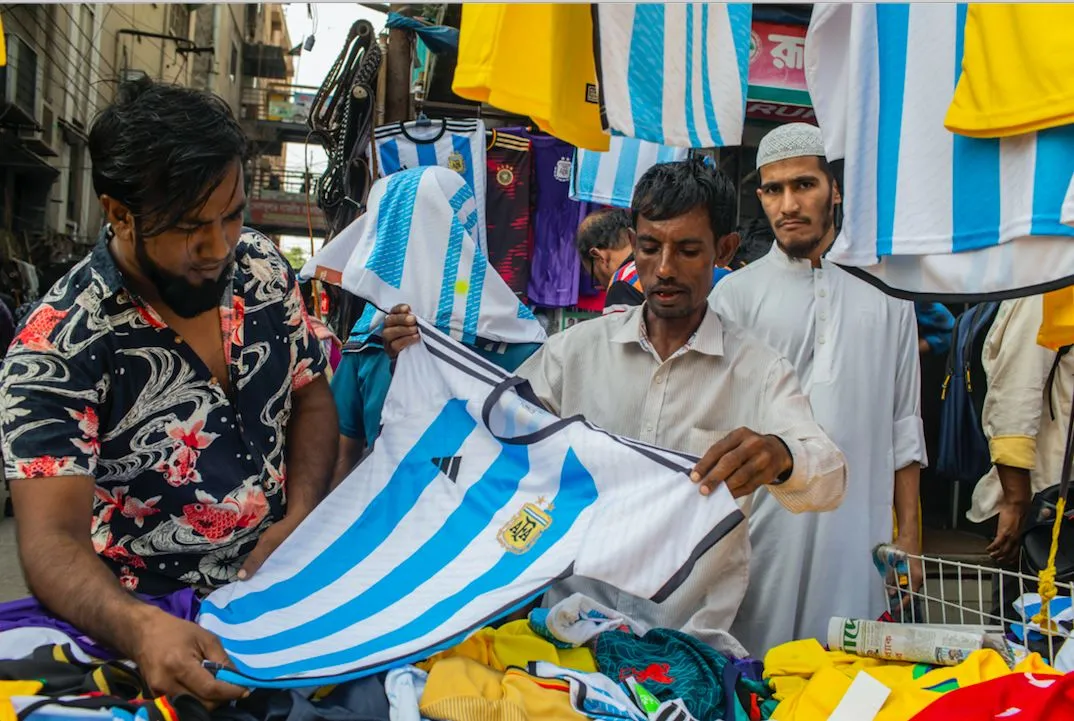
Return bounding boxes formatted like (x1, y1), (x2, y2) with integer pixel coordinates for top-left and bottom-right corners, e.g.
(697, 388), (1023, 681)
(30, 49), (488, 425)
(414, 98), (432, 127)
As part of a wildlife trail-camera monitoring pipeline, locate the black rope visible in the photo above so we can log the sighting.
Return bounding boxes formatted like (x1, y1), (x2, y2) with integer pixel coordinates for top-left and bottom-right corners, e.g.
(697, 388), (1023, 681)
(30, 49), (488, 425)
(308, 19), (381, 238)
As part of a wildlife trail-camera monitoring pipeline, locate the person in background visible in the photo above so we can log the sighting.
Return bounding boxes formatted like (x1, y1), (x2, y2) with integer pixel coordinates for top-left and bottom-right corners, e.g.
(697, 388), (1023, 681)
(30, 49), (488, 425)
(731, 218), (776, 270)
(914, 300), (955, 533)
(969, 296), (1072, 567)
(916, 302), (956, 356)
(331, 170), (543, 486)
(382, 157), (847, 650)
(0, 79), (338, 705)
(711, 122), (926, 657)
(574, 208), (640, 314)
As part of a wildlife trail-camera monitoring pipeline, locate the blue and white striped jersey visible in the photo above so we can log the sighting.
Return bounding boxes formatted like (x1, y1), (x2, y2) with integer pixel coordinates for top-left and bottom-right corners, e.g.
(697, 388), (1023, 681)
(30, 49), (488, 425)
(301, 166), (545, 348)
(570, 136), (689, 209)
(373, 118), (488, 254)
(809, 3), (1074, 300)
(198, 318), (744, 688)
(595, 3), (752, 148)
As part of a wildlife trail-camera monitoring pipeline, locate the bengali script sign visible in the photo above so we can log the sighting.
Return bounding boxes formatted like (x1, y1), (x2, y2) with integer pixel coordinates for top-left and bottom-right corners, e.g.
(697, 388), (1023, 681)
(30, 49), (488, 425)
(746, 21), (813, 122)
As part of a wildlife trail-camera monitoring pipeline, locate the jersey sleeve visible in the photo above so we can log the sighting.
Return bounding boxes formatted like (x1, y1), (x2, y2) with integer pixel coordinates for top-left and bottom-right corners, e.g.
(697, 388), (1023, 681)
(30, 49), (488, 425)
(570, 440), (743, 602)
(0, 321), (103, 480)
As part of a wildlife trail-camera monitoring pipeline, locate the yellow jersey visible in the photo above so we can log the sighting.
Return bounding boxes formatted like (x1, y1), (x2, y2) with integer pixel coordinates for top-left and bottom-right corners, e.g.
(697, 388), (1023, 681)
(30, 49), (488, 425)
(946, 4), (1074, 138)
(453, 4), (610, 152)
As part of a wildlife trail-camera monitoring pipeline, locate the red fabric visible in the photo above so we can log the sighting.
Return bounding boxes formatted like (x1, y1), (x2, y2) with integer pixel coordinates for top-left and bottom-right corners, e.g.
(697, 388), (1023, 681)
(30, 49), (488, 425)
(910, 671), (1072, 720)
(576, 290), (606, 312)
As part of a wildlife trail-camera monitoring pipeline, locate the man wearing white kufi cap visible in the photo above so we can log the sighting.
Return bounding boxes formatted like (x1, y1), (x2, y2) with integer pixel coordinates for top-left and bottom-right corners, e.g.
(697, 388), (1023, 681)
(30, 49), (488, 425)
(711, 123), (926, 656)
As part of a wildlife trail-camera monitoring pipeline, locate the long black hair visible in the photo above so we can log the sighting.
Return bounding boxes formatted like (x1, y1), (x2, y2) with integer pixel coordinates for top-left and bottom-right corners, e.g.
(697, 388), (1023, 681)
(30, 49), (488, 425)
(88, 77), (248, 238)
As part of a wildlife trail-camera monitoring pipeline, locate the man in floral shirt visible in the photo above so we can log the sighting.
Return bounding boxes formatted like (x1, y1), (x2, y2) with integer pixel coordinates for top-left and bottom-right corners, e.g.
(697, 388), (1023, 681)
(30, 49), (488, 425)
(0, 79), (338, 703)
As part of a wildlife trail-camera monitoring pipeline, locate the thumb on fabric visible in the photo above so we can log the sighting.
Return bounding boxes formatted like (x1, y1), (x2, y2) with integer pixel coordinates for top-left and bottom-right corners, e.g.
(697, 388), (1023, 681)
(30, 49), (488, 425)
(236, 520), (290, 580)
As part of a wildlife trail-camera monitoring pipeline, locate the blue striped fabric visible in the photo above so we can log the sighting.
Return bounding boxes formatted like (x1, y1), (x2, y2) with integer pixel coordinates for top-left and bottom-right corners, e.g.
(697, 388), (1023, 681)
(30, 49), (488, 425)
(373, 118), (488, 254)
(570, 136), (689, 209)
(318, 167), (545, 349)
(810, 2), (1074, 299)
(596, 3), (752, 148)
(366, 171), (423, 289)
(198, 319), (743, 688)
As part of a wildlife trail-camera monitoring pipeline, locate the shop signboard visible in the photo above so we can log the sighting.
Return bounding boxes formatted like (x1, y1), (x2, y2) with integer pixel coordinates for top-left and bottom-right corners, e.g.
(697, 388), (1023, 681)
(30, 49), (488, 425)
(266, 92), (315, 125)
(248, 197), (326, 233)
(746, 20), (814, 123)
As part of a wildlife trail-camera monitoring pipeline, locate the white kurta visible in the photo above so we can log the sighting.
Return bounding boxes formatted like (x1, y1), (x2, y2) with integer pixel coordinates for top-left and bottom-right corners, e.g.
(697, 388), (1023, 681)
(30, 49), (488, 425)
(709, 245), (926, 656)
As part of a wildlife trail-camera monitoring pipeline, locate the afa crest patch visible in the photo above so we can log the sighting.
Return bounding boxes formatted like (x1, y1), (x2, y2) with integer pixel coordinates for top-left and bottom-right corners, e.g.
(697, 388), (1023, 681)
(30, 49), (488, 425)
(497, 501), (553, 554)
(447, 152), (466, 174)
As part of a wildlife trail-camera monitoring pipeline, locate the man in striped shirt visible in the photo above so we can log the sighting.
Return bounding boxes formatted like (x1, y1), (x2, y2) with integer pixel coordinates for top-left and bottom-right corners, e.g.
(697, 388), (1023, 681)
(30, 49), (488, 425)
(573, 208), (643, 314)
(383, 159), (846, 649)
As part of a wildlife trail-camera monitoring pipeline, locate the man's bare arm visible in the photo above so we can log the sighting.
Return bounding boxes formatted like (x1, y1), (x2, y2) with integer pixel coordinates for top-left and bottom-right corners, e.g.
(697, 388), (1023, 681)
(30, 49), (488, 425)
(14, 475), (146, 652)
(332, 435), (365, 489)
(11, 476), (244, 703)
(283, 375), (338, 516)
(893, 462), (922, 552)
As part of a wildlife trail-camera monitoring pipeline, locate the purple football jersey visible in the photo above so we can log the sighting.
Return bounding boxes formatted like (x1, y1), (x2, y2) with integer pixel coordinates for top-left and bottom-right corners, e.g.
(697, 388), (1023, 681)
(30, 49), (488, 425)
(525, 132), (581, 307)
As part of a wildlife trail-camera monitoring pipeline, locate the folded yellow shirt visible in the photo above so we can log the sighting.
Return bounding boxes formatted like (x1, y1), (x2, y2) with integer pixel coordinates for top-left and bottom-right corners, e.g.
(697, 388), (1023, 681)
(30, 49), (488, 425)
(418, 619), (597, 674)
(766, 638), (1056, 721)
(420, 656), (583, 721)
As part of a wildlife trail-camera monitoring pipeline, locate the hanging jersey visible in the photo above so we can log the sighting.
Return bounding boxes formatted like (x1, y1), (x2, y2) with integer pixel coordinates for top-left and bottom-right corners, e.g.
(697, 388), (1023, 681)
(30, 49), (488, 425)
(807, 3), (1074, 300)
(373, 118), (489, 255)
(453, 4), (609, 152)
(199, 318), (744, 688)
(570, 136), (689, 209)
(594, 3), (752, 148)
(485, 128), (533, 299)
(302, 166), (545, 348)
(945, 5), (1074, 139)
(526, 131), (583, 307)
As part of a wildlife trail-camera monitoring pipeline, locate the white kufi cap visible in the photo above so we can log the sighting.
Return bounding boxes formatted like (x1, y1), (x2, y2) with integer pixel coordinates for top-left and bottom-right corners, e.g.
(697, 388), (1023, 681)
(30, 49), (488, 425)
(756, 122), (827, 170)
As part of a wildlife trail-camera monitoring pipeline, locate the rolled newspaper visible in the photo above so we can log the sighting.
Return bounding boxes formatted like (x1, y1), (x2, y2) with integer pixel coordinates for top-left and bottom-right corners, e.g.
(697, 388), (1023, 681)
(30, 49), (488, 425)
(828, 617), (985, 666)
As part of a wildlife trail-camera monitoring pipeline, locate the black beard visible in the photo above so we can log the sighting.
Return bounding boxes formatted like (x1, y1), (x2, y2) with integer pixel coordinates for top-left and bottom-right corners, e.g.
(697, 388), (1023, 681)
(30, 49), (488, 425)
(135, 237), (232, 318)
(777, 233), (827, 260)
(775, 189), (837, 261)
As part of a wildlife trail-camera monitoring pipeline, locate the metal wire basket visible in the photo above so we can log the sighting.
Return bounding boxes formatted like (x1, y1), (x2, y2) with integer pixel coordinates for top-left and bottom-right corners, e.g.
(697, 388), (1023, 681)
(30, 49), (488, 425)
(873, 544), (1074, 663)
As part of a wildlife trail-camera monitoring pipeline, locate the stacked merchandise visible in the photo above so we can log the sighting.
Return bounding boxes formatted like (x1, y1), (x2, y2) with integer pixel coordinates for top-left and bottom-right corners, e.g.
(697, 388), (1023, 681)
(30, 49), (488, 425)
(369, 117), (617, 315)
(762, 636), (1064, 720)
(0, 593), (776, 721)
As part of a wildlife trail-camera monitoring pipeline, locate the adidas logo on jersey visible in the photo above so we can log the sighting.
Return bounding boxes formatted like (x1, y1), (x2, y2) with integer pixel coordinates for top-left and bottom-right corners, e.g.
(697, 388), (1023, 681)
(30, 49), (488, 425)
(431, 456), (462, 483)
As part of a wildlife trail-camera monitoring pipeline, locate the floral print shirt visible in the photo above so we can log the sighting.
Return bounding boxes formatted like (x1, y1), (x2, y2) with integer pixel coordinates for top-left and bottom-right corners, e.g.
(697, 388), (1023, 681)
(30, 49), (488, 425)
(0, 228), (326, 594)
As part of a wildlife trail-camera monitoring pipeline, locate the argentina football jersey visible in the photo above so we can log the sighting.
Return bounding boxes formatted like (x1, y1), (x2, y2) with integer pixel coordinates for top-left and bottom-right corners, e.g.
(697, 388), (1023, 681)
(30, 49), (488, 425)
(373, 118), (489, 254)
(808, 3), (1074, 299)
(199, 318), (744, 688)
(570, 135), (689, 209)
(594, 3), (752, 148)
